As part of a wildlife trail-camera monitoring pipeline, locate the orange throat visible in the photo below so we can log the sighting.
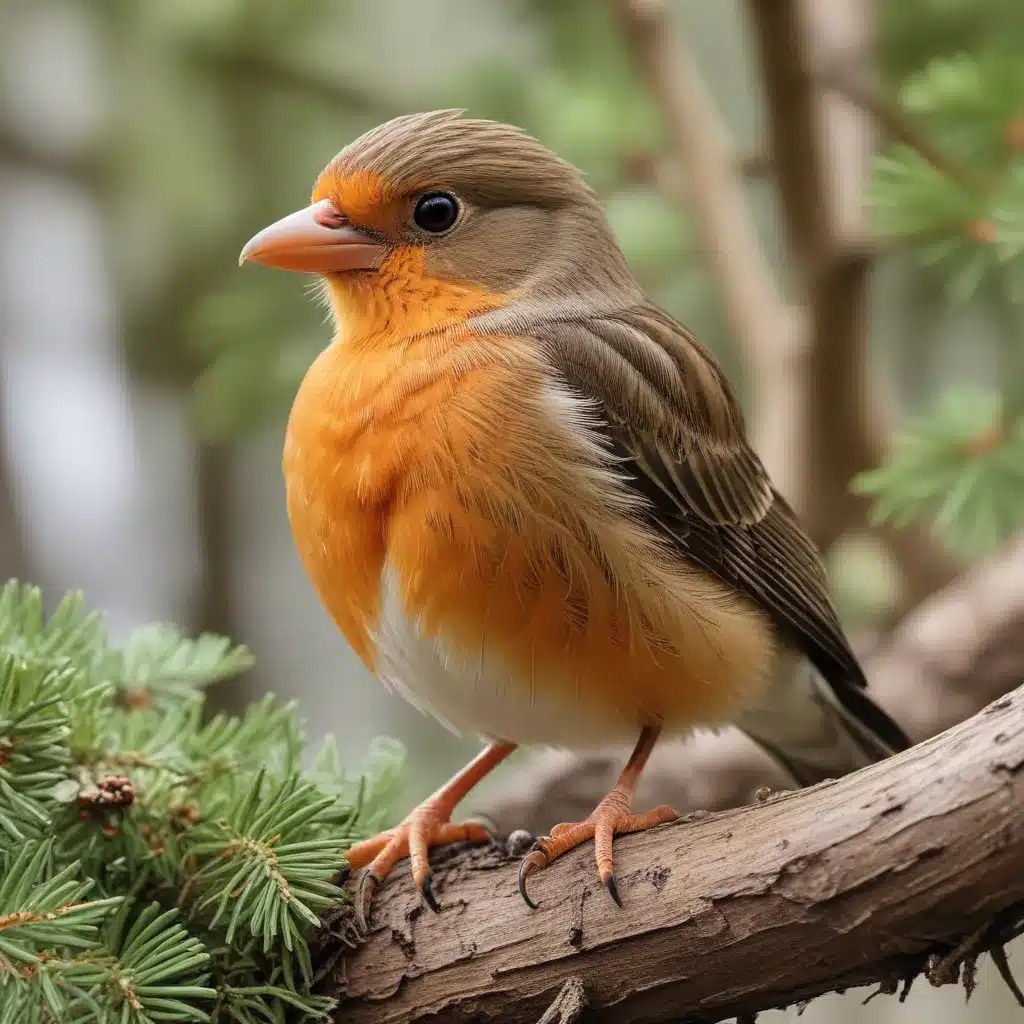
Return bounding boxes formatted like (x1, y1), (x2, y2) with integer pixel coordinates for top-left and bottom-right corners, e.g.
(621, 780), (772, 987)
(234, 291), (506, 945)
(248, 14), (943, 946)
(321, 246), (504, 347)
(282, 254), (508, 667)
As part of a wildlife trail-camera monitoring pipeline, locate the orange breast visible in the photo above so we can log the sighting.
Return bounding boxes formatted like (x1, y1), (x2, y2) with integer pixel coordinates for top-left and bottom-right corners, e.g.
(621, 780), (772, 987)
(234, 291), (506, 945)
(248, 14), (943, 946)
(283, 245), (506, 670)
(284, 320), (774, 745)
(281, 326), (511, 670)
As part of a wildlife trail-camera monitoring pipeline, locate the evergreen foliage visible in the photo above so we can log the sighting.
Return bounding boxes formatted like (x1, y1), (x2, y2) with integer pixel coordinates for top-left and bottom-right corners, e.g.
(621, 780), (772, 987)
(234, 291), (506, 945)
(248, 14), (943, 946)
(853, 388), (1024, 556)
(0, 583), (404, 1023)
(855, 3), (1024, 554)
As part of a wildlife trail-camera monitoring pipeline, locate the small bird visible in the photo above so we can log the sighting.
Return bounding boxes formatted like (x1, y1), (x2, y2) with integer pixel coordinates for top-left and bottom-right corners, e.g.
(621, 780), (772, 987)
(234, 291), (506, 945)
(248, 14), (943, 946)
(240, 110), (909, 915)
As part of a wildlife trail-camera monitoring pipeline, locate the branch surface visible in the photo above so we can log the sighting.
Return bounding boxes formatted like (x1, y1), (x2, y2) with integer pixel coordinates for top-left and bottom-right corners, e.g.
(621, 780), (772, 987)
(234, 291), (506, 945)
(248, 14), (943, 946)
(327, 683), (1024, 1023)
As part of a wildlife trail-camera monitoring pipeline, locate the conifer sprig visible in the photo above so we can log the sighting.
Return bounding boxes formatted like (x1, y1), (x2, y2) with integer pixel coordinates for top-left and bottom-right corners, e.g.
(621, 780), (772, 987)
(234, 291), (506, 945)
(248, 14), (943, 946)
(854, 388), (1024, 555)
(859, 25), (1024, 554)
(0, 582), (405, 1023)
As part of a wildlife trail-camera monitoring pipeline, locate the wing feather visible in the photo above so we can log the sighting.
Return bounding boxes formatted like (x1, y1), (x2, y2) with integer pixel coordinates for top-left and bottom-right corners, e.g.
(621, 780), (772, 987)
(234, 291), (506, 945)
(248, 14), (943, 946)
(533, 308), (908, 753)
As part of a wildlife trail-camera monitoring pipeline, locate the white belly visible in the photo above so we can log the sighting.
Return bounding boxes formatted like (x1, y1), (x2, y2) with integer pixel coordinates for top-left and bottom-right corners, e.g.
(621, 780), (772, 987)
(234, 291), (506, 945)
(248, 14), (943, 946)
(371, 567), (646, 749)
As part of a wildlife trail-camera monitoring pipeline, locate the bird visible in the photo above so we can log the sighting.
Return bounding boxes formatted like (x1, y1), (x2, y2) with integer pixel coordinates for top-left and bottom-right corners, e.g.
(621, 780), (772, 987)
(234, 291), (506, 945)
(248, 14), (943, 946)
(239, 109), (910, 917)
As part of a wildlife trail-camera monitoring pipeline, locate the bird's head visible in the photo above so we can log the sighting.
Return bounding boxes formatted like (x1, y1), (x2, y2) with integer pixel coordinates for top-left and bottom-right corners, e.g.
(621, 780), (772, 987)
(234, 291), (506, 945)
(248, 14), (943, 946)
(239, 110), (637, 337)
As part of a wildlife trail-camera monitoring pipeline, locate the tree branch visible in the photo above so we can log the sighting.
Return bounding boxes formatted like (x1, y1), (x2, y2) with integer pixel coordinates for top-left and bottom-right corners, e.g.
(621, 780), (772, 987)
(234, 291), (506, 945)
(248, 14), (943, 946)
(611, 0), (808, 508)
(184, 43), (380, 114)
(822, 63), (980, 190)
(868, 532), (1024, 739)
(614, 0), (959, 605)
(324, 684), (1024, 1022)
(743, 0), (959, 604)
(744, 0), (878, 553)
(0, 129), (108, 192)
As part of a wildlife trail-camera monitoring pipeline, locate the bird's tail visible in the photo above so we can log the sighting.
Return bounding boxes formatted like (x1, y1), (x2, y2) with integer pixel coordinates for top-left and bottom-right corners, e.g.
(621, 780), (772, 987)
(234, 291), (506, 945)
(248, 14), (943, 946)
(733, 653), (908, 787)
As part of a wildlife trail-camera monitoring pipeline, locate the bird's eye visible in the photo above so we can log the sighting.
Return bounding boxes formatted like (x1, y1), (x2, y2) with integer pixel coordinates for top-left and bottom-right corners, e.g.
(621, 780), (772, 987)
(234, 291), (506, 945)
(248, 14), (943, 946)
(413, 191), (459, 233)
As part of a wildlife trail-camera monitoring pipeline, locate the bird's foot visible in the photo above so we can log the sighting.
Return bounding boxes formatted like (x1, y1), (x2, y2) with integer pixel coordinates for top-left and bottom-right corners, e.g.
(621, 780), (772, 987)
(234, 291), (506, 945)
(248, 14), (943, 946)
(346, 804), (492, 929)
(517, 789), (676, 909)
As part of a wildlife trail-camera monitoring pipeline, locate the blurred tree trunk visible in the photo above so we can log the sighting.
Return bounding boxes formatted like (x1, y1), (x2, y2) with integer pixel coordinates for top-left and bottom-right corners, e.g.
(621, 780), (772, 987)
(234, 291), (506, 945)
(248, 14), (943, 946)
(616, 0), (959, 616)
(195, 439), (235, 638)
(0, 394), (31, 583)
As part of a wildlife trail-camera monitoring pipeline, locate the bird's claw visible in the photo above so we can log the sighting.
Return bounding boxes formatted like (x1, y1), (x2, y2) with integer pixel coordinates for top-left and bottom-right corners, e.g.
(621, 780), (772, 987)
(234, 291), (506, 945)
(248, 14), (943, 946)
(419, 872), (441, 914)
(602, 871), (622, 908)
(515, 800), (676, 910)
(354, 868), (379, 934)
(345, 813), (493, 921)
(517, 837), (622, 910)
(517, 843), (550, 909)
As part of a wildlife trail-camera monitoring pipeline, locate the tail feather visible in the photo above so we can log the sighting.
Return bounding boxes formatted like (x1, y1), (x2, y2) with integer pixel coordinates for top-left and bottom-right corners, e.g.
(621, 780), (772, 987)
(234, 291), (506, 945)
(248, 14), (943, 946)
(734, 653), (909, 788)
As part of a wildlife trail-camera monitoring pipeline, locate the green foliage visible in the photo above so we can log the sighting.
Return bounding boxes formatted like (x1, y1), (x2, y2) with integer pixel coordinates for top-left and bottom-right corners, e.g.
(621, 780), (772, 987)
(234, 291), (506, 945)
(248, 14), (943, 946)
(868, 53), (1024, 303)
(854, 388), (1024, 556)
(0, 583), (404, 1023)
(860, 3), (1024, 556)
(879, 0), (1024, 84)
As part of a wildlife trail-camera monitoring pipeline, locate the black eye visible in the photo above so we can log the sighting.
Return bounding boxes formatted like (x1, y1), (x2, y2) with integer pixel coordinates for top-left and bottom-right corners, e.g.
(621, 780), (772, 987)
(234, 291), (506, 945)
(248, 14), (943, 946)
(413, 191), (459, 233)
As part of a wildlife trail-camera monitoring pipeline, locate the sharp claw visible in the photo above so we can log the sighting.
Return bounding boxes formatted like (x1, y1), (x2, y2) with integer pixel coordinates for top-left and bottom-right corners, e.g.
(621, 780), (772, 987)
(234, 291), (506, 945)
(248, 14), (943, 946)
(517, 858), (539, 909)
(517, 847), (548, 909)
(602, 872), (622, 908)
(354, 869), (379, 934)
(420, 874), (441, 914)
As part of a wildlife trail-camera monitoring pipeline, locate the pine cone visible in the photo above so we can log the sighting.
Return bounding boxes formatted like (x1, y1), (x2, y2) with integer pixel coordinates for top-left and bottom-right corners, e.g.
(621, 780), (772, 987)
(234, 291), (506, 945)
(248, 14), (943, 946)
(79, 774), (136, 812)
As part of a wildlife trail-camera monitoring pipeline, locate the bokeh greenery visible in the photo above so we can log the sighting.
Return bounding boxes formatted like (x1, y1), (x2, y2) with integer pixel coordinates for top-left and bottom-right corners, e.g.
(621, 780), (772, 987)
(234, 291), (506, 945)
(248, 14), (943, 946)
(77, 0), (1023, 571)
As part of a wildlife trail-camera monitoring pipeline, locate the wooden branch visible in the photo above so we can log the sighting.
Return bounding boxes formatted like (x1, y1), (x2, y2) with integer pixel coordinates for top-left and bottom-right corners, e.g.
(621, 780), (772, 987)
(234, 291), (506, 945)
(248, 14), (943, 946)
(324, 684), (1024, 1022)
(611, 0), (808, 508)
(613, 0), (958, 603)
(185, 43), (380, 114)
(744, 0), (874, 555)
(868, 532), (1024, 739)
(0, 129), (108, 192)
(822, 64), (979, 190)
(744, 0), (959, 601)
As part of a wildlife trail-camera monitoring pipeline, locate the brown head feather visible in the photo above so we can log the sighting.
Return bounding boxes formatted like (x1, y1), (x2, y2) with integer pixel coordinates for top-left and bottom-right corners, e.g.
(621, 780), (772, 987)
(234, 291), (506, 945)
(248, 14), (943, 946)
(328, 109), (594, 209)
(316, 110), (640, 306)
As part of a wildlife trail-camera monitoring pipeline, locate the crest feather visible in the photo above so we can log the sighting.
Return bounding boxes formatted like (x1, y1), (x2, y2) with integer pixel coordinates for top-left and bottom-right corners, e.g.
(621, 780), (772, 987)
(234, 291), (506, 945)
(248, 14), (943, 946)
(328, 110), (593, 208)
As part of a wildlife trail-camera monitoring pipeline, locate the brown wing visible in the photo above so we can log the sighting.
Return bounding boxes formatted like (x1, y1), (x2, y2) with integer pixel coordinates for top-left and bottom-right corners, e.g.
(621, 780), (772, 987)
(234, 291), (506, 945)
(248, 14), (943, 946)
(533, 307), (908, 752)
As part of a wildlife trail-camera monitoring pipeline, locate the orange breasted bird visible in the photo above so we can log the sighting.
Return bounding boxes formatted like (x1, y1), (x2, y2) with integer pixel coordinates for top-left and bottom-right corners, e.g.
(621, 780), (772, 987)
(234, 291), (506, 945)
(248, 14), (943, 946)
(240, 110), (910, 915)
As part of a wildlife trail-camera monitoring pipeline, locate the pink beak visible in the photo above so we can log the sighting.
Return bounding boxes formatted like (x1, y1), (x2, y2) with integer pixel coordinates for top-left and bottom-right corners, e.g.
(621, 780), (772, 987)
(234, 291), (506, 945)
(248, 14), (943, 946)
(239, 199), (384, 273)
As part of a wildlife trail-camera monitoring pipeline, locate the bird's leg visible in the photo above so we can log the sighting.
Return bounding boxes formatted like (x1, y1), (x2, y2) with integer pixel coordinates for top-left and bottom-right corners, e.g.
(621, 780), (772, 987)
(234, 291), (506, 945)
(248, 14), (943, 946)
(346, 740), (515, 925)
(518, 725), (676, 909)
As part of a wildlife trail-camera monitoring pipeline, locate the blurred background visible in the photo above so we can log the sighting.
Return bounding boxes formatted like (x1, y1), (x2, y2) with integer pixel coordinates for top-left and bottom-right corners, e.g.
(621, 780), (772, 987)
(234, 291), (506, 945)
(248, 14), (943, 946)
(2, 0), (1023, 1020)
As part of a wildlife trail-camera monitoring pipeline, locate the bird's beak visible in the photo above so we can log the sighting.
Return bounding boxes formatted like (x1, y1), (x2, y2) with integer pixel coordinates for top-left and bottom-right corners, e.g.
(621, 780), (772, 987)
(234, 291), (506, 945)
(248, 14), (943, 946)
(238, 199), (384, 273)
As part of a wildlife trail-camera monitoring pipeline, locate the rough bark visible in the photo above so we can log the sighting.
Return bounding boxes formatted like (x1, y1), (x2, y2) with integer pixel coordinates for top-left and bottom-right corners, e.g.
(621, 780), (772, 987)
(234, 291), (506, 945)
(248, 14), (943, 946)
(324, 683), (1024, 1023)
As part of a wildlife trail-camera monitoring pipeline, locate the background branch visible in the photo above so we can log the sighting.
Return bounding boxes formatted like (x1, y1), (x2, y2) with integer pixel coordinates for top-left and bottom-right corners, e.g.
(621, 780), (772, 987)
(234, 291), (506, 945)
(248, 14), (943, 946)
(0, 129), (108, 192)
(615, 0), (959, 609)
(745, 0), (877, 550)
(612, 0), (808, 508)
(822, 63), (979, 190)
(327, 682), (1024, 1023)
(185, 43), (379, 113)
(744, 0), (959, 602)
